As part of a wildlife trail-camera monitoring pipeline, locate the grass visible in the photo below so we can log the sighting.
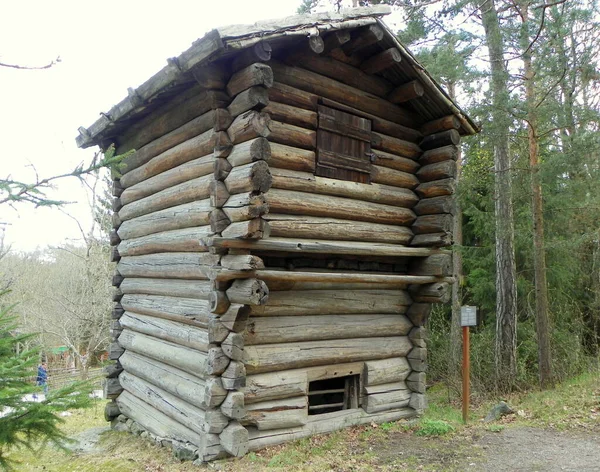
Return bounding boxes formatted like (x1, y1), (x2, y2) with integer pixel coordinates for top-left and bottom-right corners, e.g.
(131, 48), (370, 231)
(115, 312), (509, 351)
(5, 370), (599, 471)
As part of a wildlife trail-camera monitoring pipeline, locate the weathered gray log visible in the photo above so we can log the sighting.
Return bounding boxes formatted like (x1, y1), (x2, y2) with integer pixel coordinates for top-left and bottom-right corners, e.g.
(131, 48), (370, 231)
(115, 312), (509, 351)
(371, 132), (421, 159)
(227, 63), (273, 97)
(411, 232), (452, 247)
(227, 137), (271, 168)
(226, 279), (269, 306)
(420, 115), (461, 136)
(363, 382), (411, 413)
(118, 226), (210, 257)
(220, 218), (270, 240)
(213, 157), (233, 181)
(210, 180), (229, 208)
(112, 273), (124, 287)
(225, 161), (272, 194)
(409, 282), (450, 303)
(263, 101), (317, 130)
(221, 254), (265, 271)
(407, 371), (426, 393)
(104, 401), (121, 421)
(409, 392), (428, 412)
(407, 303), (432, 326)
(244, 336), (412, 374)
(419, 129), (461, 151)
(342, 24), (384, 56)
(117, 199), (211, 240)
(231, 41), (272, 72)
(419, 144), (460, 166)
(246, 407), (415, 451)
(119, 351), (226, 409)
(265, 188), (416, 226)
(119, 371), (228, 434)
(120, 280), (211, 300)
(218, 304), (251, 332)
(370, 165), (419, 189)
(222, 193), (269, 222)
(250, 289), (411, 317)
(307, 34), (325, 54)
(388, 80), (425, 104)
(105, 362), (123, 379)
(210, 209), (231, 233)
(209, 291), (230, 315)
(372, 149), (419, 173)
(417, 160), (457, 183)
(254, 270), (448, 286)
(415, 178), (456, 199)
(245, 314), (412, 345)
(112, 305), (124, 320)
(221, 361), (246, 390)
(110, 247), (121, 263)
(243, 370), (308, 405)
(265, 214), (412, 245)
(228, 86), (270, 119)
(270, 167), (417, 208)
(268, 120), (316, 150)
(112, 197), (122, 213)
(227, 110), (271, 144)
(117, 253), (218, 280)
(409, 326), (427, 346)
(214, 108), (233, 132)
(268, 81), (318, 111)
(112, 180), (123, 197)
(190, 62), (228, 89)
(360, 47), (402, 74)
(119, 175), (212, 221)
(413, 214), (453, 235)
(112, 212), (122, 229)
(242, 397), (307, 430)
(109, 342), (124, 360)
(363, 357), (411, 386)
(119, 312), (210, 352)
(414, 196), (455, 216)
(104, 377), (123, 399)
(409, 254), (452, 277)
(220, 421), (249, 458)
(213, 130), (234, 158)
(221, 391), (245, 419)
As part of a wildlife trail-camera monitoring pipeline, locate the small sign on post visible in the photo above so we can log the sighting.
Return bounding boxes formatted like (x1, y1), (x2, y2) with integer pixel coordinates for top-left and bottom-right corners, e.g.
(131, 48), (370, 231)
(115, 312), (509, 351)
(460, 305), (477, 423)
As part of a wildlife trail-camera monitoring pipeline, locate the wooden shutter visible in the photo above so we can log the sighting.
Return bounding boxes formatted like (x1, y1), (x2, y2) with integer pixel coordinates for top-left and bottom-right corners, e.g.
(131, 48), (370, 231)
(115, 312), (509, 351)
(316, 105), (372, 183)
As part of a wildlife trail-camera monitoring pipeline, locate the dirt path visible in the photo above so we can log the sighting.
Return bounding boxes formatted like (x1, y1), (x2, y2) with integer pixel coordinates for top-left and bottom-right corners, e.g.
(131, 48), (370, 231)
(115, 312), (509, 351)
(374, 426), (600, 471)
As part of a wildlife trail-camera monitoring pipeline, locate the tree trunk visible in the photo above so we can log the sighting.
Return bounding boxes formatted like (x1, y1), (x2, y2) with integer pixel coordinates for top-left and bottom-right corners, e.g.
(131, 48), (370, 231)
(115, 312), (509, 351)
(479, 0), (518, 390)
(520, 2), (553, 388)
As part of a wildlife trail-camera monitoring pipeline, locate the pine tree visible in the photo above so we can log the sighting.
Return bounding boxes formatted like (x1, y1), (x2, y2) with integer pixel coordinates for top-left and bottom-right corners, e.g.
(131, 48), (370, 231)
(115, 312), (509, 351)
(0, 295), (92, 470)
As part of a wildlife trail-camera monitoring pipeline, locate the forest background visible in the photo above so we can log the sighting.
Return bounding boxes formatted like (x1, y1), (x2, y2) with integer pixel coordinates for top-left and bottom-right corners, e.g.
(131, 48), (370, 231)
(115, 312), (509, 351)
(1, 0), (599, 399)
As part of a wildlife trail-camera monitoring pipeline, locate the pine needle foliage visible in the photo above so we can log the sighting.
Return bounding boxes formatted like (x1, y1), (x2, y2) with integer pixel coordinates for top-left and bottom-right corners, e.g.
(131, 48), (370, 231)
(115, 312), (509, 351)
(0, 293), (92, 471)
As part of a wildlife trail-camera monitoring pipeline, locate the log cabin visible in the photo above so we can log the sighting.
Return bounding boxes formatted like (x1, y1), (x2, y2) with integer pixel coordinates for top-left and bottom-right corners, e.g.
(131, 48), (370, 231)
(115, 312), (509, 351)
(76, 6), (478, 462)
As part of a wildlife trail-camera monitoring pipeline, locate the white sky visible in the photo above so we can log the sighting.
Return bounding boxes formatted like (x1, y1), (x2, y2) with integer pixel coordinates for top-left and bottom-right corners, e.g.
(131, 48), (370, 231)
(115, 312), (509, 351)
(0, 0), (403, 253)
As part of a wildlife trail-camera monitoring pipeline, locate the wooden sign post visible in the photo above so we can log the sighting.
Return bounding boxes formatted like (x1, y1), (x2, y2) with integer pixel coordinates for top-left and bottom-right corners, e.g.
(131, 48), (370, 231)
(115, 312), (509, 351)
(460, 305), (477, 423)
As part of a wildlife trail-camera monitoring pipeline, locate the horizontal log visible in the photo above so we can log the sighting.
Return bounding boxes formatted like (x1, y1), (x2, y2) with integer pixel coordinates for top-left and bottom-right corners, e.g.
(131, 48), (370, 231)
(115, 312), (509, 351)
(220, 421), (249, 458)
(117, 390), (204, 446)
(227, 86), (269, 119)
(370, 165), (419, 189)
(245, 314), (413, 345)
(120, 129), (217, 189)
(270, 167), (417, 208)
(228, 110), (271, 144)
(270, 61), (418, 127)
(372, 149), (419, 173)
(417, 160), (457, 183)
(413, 214), (453, 235)
(268, 81), (318, 111)
(221, 254), (265, 271)
(121, 154), (213, 205)
(371, 132), (421, 160)
(243, 370), (308, 405)
(265, 213), (412, 245)
(225, 161), (272, 194)
(415, 178), (456, 198)
(363, 357), (411, 386)
(206, 237), (440, 257)
(119, 175), (212, 221)
(227, 137), (271, 168)
(407, 303), (432, 326)
(117, 253), (218, 280)
(247, 406), (415, 450)
(268, 120), (316, 150)
(342, 24), (384, 55)
(363, 384), (411, 413)
(117, 200), (211, 240)
(409, 254), (452, 277)
(409, 282), (450, 303)
(388, 80), (424, 104)
(118, 226), (210, 256)
(120, 312), (210, 352)
(222, 193), (269, 222)
(360, 47), (402, 74)
(263, 101), (317, 130)
(419, 145), (460, 168)
(420, 115), (461, 136)
(250, 289), (411, 317)
(119, 329), (217, 379)
(243, 336), (412, 374)
(413, 196), (455, 216)
(264, 281), (409, 292)
(411, 232), (452, 247)
(242, 397), (307, 430)
(119, 371), (228, 434)
(227, 63), (273, 97)
(266, 188), (416, 226)
(227, 278), (269, 306)
(220, 218), (270, 240)
(120, 281), (211, 302)
(407, 371), (426, 393)
(231, 41), (272, 72)
(420, 129), (461, 151)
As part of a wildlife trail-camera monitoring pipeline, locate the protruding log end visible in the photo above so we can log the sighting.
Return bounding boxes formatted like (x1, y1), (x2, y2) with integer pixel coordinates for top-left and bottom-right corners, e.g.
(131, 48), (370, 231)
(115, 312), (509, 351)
(360, 48), (402, 75)
(308, 35), (325, 54)
(388, 80), (425, 104)
(209, 290), (231, 315)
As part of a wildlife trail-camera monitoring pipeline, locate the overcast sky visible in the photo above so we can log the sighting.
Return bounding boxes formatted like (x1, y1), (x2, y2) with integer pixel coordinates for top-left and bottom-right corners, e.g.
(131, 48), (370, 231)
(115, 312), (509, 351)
(0, 0), (402, 252)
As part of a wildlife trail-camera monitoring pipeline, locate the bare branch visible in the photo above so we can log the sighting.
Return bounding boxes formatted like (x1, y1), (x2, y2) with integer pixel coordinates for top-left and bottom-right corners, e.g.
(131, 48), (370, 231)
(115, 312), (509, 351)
(0, 57), (61, 70)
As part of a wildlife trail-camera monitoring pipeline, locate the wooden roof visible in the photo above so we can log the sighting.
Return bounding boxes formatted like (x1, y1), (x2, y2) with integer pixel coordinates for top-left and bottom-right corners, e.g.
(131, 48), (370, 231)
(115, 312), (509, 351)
(76, 6), (477, 149)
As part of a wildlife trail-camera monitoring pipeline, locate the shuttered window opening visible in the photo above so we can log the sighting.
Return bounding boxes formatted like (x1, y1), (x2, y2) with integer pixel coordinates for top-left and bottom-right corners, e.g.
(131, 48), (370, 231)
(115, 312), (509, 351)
(307, 374), (360, 415)
(316, 104), (373, 184)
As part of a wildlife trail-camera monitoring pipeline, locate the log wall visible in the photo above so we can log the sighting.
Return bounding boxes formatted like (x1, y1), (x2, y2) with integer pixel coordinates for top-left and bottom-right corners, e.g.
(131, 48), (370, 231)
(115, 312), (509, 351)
(105, 25), (461, 461)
